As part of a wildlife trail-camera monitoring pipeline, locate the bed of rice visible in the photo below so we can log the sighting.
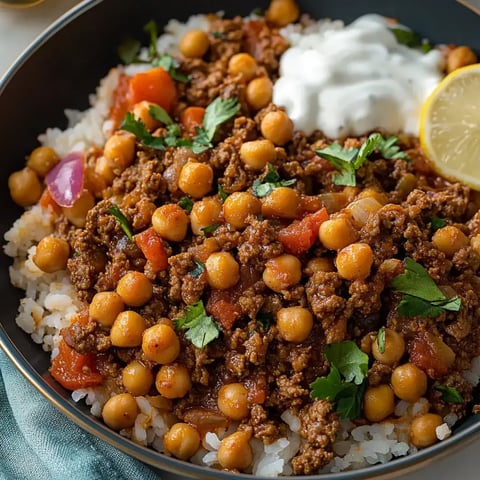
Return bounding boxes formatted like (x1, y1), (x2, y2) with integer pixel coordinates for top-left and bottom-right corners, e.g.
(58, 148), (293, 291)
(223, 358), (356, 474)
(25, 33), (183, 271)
(4, 12), (480, 477)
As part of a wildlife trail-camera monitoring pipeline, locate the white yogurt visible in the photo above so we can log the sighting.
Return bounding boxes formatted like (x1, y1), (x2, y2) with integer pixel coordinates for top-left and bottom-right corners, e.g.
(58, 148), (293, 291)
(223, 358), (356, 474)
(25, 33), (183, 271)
(274, 15), (445, 138)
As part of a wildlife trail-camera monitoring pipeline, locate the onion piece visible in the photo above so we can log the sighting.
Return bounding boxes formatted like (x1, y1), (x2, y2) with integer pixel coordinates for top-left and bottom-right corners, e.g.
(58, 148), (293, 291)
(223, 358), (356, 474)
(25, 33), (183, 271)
(346, 197), (382, 225)
(46, 151), (85, 207)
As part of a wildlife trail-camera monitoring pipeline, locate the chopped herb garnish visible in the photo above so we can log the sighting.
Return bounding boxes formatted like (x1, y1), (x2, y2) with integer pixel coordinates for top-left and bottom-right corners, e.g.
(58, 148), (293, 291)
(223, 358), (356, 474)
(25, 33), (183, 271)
(120, 112), (167, 150)
(434, 385), (464, 403)
(390, 26), (432, 54)
(252, 7), (264, 16)
(154, 54), (190, 83)
(256, 312), (274, 331)
(218, 184), (228, 202)
(201, 223), (220, 234)
(174, 300), (220, 348)
(191, 97), (240, 154)
(148, 103), (174, 126)
(178, 196), (194, 213)
(252, 163), (296, 197)
(109, 205), (133, 241)
(376, 136), (409, 160)
(189, 260), (205, 277)
(211, 31), (227, 39)
(117, 37), (142, 65)
(311, 341), (369, 419)
(390, 257), (462, 318)
(377, 327), (386, 354)
(430, 217), (447, 231)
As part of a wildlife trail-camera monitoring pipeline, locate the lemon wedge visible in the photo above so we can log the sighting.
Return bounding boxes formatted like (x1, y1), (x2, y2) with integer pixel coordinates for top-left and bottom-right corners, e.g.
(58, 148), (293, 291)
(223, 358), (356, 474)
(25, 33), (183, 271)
(420, 63), (480, 190)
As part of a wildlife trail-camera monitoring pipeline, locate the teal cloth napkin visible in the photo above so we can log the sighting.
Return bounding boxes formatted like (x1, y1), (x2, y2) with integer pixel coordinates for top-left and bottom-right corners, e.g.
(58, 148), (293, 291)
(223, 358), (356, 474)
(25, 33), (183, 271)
(0, 350), (161, 480)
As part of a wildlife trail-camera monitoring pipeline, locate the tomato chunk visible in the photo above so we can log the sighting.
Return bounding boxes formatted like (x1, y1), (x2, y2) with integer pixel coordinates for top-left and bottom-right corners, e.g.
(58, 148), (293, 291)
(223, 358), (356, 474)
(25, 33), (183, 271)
(39, 188), (61, 214)
(49, 340), (103, 391)
(278, 207), (329, 255)
(109, 73), (131, 129)
(181, 106), (205, 135)
(135, 227), (169, 273)
(128, 67), (177, 113)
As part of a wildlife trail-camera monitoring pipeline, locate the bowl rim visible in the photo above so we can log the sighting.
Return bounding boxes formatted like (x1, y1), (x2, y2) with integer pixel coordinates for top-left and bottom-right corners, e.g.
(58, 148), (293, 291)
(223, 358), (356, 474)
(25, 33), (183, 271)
(1, 1), (480, 478)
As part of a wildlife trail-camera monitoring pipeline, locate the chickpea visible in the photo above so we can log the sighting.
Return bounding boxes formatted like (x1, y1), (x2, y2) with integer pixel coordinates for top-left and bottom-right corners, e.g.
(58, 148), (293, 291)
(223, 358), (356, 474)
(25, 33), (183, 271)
(190, 197), (222, 236)
(276, 307), (313, 343)
(8, 167), (43, 207)
(155, 364), (192, 399)
(223, 192), (261, 229)
(240, 139), (276, 171)
(228, 53), (257, 82)
(116, 271), (153, 307)
(246, 76), (273, 110)
(103, 132), (136, 170)
(110, 310), (146, 347)
(304, 257), (335, 275)
(178, 161), (214, 199)
(62, 190), (95, 228)
(363, 384), (395, 422)
(142, 323), (180, 364)
(261, 187), (300, 219)
(356, 188), (388, 205)
(266, 0), (300, 27)
(217, 383), (249, 420)
(89, 291), (124, 327)
(409, 413), (443, 448)
(33, 236), (70, 273)
(217, 431), (253, 470)
(447, 46), (477, 73)
(164, 423), (201, 460)
(319, 217), (358, 250)
(179, 30), (210, 58)
(132, 101), (159, 131)
(371, 328), (405, 366)
(336, 243), (373, 281)
(432, 225), (469, 256)
(122, 360), (154, 396)
(152, 204), (190, 242)
(27, 146), (59, 177)
(205, 251), (240, 290)
(94, 156), (116, 184)
(471, 234), (480, 256)
(263, 254), (302, 292)
(102, 393), (138, 430)
(391, 363), (428, 403)
(260, 110), (294, 146)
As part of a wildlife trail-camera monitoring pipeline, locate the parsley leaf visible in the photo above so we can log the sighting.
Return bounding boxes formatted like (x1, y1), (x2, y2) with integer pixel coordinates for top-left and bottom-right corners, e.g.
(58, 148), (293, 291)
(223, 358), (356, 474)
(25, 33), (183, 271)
(252, 163), (296, 197)
(311, 341), (369, 419)
(191, 97), (240, 154)
(174, 300), (220, 348)
(377, 327), (386, 354)
(201, 224), (220, 234)
(430, 217), (447, 231)
(117, 38), (142, 64)
(109, 205), (133, 241)
(354, 133), (382, 168)
(154, 54), (190, 83)
(218, 184), (228, 202)
(390, 27), (432, 55)
(391, 257), (462, 318)
(189, 260), (205, 277)
(120, 112), (166, 150)
(148, 104), (174, 126)
(376, 136), (409, 160)
(434, 385), (464, 403)
(178, 197), (193, 213)
(143, 20), (159, 60)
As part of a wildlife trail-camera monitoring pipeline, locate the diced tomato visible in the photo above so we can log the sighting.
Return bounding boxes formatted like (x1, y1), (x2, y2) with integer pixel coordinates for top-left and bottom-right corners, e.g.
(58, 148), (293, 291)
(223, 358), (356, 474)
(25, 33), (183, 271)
(245, 373), (267, 405)
(109, 73), (131, 129)
(135, 227), (169, 273)
(207, 296), (242, 330)
(278, 207), (329, 255)
(49, 340), (103, 391)
(181, 106), (205, 135)
(128, 67), (177, 113)
(39, 188), (61, 214)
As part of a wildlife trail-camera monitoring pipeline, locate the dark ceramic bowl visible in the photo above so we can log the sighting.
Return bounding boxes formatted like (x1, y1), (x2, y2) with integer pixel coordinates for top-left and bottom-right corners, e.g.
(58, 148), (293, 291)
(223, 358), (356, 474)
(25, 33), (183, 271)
(0, 1), (479, 478)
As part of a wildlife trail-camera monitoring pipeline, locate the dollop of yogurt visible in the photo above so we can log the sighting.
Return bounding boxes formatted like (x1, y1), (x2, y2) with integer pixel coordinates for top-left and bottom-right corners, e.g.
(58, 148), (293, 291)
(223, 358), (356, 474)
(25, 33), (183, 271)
(273, 15), (445, 138)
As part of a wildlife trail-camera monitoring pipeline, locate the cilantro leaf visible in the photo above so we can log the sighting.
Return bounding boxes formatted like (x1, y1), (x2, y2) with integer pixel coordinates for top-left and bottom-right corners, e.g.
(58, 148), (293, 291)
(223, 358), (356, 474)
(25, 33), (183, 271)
(191, 97), (240, 153)
(376, 136), (409, 160)
(390, 27), (421, 48)
(336, 382), (366, 420)
(354, 133), (382, 168)
(120, 112), (166, 150)
(311, 366), (353, 401)
(252, 163), (296, 197)
(201, 224), (220, 234)
(218, 184), (228, 202)
(154, 54), (190, 83)
(178, 197), (193, 212)
(144, 20), (159, 60)
(189, 260), (205, 277)
(148, 104), (174, 126)
(324, 341), (369, 385)
(211, 31), (227, 39)
(109, 205), (133, 241)
(316, 142), (358, 186)
(256, 312), (274, 331)
(391, 257), (462, 317)
(430, 217), (447, 231)
(377, 327), (386, 354)
(434, 385), (464, 403)
(174, 300), (220, 348)
(118, 38), (142, 64)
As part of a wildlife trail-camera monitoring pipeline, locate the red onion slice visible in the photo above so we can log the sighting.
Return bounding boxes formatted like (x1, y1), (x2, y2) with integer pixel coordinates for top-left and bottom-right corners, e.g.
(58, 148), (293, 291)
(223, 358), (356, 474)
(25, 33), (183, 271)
(46, 151), (85, 208)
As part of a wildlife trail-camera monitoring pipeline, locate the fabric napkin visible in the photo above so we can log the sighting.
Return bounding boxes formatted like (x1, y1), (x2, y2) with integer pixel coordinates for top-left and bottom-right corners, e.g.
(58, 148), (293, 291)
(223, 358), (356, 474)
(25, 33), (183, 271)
(0, 350), (161, 480)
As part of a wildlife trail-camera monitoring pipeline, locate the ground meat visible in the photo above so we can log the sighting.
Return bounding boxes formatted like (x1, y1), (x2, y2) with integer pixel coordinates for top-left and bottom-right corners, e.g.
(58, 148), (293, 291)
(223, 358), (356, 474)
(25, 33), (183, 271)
(62, 317), (111, 354)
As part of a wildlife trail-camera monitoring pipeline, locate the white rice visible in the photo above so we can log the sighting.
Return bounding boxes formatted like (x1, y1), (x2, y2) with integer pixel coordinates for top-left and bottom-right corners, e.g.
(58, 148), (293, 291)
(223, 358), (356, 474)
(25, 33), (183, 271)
(4, 11), (480, 478)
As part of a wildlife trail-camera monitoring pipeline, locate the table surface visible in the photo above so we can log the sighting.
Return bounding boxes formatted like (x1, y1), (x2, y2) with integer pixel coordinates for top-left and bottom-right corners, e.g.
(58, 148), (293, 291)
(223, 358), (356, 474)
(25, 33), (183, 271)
(0, 1), (478, 479)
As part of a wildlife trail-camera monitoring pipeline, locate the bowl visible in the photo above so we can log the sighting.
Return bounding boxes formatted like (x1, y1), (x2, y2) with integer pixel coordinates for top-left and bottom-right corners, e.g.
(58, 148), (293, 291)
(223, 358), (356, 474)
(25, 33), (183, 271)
(0, 1), (479, 478)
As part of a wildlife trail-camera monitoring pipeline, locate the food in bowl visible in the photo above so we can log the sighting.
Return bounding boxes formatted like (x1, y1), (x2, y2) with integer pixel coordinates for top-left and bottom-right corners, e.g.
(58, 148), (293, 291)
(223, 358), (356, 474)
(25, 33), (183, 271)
(4, 0), (480, 475)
